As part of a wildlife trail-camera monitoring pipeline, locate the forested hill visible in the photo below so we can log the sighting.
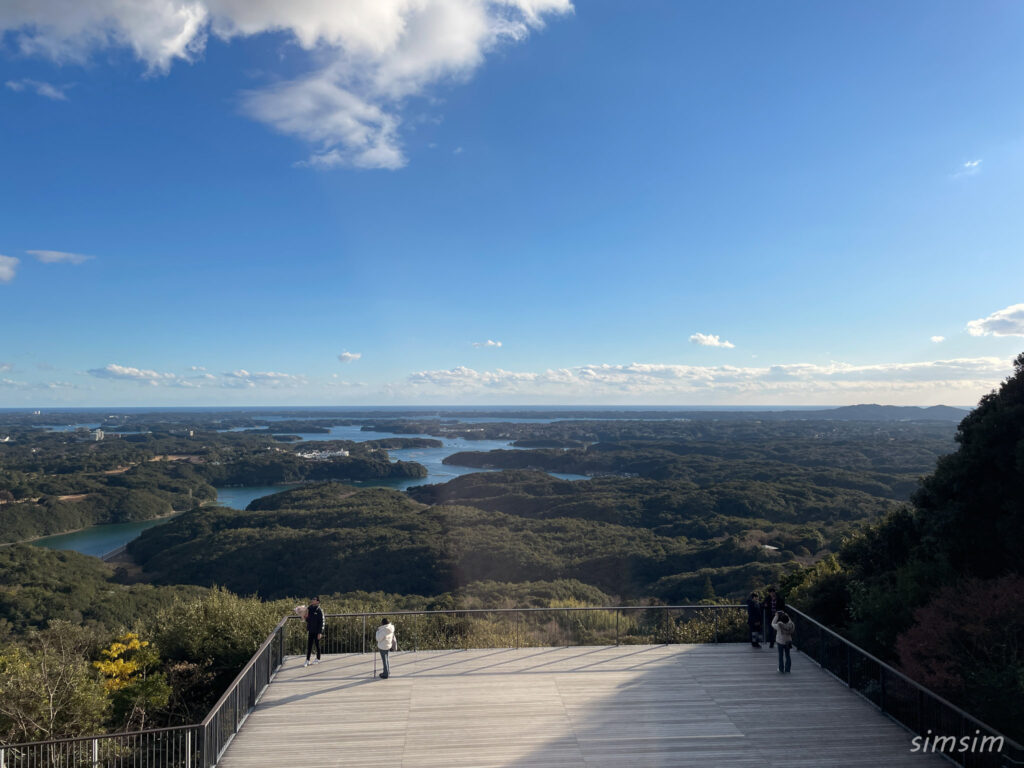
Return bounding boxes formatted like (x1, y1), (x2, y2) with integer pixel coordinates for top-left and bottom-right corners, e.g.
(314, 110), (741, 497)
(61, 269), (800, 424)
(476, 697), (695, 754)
(789, 353), (1024, 741)
(128, 411), (951, 604)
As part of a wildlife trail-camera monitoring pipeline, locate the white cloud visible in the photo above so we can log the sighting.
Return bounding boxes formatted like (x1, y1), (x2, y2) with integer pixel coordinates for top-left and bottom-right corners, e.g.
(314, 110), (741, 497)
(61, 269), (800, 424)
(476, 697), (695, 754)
(87, 363), (181, 386)
(338, 351), (362, 363)
(5, 78), (71, 100)
(966, 303), (1024, 338)
(472, 339), (503, 348)
(0, 255), (19, 283)
(930, 336), (945, 343)
(401, 357), (1011, 405)
(190, 365), (207, 371)
(953, 158), (982, 178)
(0, 363), (11, 372)
(690, 332), (735, 349)
(29, 249), (92, 264)
(222, 369), (306, 387)
(2, 0), (572, 169)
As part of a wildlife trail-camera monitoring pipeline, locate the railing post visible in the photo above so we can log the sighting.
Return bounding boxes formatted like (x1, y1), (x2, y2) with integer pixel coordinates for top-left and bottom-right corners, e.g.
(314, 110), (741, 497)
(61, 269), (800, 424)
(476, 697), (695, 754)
(879, 667), (887, 713)
(515, 610), (520, 650)
(615, 609), (620, 646)
(186, 729), (192, 768)
(91, 737), (98, 767)
(362, 616), (366, 654)
(921, 688), (929, 737)
(846, 643), (852, 687)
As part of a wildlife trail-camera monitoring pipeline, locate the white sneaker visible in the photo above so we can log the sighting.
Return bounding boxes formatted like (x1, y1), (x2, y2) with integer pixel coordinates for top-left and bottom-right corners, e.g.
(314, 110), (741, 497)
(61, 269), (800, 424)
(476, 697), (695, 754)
(303, 661), (309, 668)
(313, 659), (320, 665)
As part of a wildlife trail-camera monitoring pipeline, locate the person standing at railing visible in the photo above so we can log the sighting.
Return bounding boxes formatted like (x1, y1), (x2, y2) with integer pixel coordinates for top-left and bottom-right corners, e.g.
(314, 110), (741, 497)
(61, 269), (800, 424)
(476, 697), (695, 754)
(771, 611), (796, 673)
(746, 592), (763, 648)
(763, 587), (786, 648)
(376, 618), (396, 679)
(304, 596), (325, 668)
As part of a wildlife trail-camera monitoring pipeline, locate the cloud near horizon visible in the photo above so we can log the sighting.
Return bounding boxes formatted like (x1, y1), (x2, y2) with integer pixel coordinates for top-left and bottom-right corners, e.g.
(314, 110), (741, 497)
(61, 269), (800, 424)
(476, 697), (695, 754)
(690, 332), (735, 349)
(2, 0), (573, 170)
(403, 357), (1012, 405)
(967, 303), (1024, 338)
(86, 363), (305, 388)
(472, 340), (503, 348)
(338, 351), (362, 363)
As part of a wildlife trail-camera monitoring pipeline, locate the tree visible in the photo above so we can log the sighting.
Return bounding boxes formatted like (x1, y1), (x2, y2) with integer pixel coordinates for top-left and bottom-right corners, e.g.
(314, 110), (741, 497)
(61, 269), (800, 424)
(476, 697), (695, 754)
(896, 575), (1024, 741)
(0, 622), (108, 744)
(93, 633), (171, 731)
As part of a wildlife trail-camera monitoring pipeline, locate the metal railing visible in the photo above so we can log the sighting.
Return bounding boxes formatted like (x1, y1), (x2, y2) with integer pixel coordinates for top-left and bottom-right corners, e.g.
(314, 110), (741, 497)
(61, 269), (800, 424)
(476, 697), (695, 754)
(788, 606), (1024, 768)
(197, 615), (289, 768)
(3, 604), (1021, 768)
(0, 726), (198, 768)
(282, 604), (749, 656)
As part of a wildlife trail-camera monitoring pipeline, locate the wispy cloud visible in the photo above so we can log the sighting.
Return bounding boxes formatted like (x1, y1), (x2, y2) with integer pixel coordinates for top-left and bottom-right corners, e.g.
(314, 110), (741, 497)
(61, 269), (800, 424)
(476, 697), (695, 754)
(967, 303), (1024, 337)
(83, 363), (308, 389)
(5, 78), (70, 100)
(87, 363), (180, 386)
(402, 357), (1010, 404)
(338, 351), (362, 363)
(472, 340), (503, 348)
(0, 363), (12, 372)
(222, 369), (306, 388)
(690, 332), (735, 349)
(953, 158), (982, 178)
(0, 255), (20, 283)
(29, 249), (92, 264)
(1, 1), (572, 170)
(930, 336), (945, 343)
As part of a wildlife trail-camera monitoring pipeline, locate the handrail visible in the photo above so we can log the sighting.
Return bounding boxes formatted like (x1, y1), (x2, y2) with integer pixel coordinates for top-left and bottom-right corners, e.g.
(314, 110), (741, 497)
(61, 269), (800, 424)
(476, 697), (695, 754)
(305, 604), (743, 619)
(0, 725), (196, 750)
(788, 606), (1024, 752)
(200, 614), (289, 728)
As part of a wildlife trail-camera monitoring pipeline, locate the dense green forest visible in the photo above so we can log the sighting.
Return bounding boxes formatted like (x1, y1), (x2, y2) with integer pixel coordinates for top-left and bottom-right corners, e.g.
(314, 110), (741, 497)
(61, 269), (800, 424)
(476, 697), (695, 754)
(0, 429), (428, 543)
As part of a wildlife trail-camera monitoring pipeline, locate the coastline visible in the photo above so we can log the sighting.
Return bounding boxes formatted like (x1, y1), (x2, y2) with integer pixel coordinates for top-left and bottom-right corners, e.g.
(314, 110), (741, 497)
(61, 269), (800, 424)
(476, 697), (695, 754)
(0, 507), (187, 551)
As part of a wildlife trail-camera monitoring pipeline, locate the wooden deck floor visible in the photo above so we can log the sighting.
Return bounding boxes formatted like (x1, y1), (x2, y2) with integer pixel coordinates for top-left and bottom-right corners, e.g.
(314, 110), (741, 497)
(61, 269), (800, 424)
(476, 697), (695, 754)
(217, 645), (946, 768)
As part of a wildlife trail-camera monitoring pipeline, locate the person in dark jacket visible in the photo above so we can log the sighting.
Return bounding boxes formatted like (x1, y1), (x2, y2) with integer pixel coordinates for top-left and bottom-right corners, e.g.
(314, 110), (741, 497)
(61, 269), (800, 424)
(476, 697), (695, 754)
(746, 592), (762, 648)
(304, 596), (325, 667)
(762, 587), (786, 648)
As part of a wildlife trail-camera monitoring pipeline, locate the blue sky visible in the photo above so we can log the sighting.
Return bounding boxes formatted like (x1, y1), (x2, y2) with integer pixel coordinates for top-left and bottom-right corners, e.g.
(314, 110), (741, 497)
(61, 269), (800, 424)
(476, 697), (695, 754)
(2, 0), (1023, 407)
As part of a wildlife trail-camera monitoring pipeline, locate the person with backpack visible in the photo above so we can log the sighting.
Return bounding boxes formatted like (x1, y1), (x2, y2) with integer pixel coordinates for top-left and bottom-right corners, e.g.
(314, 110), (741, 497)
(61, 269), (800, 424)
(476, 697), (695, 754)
(375, 618), (396, 679)
(771, 610), (796, 673)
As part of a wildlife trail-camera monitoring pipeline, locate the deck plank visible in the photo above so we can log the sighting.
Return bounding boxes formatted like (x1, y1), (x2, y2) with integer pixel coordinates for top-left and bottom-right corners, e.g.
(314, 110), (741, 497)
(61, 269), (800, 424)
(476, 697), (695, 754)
(217, 645), (946, 768)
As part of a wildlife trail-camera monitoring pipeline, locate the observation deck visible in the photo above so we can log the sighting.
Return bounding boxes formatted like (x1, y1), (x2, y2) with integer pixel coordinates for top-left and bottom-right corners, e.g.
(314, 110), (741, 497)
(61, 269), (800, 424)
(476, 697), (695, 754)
(217, 644), (945, 768)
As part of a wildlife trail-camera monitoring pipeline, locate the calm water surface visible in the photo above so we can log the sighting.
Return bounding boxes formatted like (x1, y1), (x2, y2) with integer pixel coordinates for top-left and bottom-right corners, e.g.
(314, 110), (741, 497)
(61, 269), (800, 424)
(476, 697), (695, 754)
(32, 426), (585, 556)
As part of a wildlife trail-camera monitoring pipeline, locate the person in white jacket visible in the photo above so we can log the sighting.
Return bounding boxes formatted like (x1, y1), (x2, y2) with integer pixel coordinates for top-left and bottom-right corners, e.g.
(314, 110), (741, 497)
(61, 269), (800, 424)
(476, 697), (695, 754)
(375, 618), (396, 679)
(771, 611), (796, 673)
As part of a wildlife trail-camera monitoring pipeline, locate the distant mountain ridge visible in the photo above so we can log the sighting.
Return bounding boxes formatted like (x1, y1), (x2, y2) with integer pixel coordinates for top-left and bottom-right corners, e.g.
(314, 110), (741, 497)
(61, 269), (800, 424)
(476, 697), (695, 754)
(814, 404), (968, 422)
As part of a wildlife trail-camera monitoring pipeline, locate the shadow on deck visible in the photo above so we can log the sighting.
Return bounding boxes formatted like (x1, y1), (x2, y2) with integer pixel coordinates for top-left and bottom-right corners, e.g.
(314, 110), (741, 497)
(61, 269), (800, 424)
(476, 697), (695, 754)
(217, 644), (948, 768)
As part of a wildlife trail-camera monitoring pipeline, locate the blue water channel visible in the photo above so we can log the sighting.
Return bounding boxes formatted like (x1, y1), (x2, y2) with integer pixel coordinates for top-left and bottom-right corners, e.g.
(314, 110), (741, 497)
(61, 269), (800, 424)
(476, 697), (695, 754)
(32, 424), (586, 557)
